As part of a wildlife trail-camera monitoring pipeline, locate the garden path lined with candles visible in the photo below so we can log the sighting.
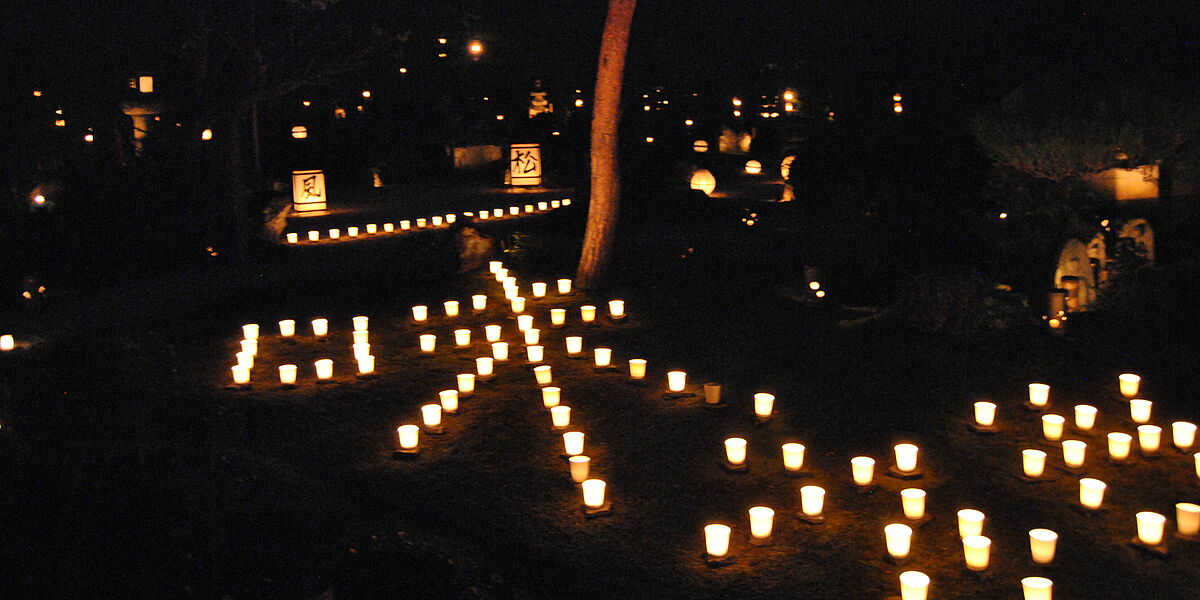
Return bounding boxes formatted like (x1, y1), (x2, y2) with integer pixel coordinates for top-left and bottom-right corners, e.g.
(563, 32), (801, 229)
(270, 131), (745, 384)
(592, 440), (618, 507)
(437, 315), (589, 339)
(204, 265), (1200, 599)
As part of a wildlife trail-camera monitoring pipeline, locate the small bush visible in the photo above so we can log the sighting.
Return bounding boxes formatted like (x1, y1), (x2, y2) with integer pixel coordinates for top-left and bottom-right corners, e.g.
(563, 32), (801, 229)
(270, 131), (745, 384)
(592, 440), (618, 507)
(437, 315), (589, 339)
(892, 270), (1031, 335)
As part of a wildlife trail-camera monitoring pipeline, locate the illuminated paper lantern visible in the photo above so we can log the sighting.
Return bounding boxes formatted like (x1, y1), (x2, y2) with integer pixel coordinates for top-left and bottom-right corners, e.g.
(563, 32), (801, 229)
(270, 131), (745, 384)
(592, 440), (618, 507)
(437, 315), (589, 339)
(894, 443), (919, 473)
(1137, 425), (1162, 453)
(704, 524), (731, 558)
(974, 401), (997, 427)
(401, 220), (411, 231)
(357, 355), (375, 375)
(476, 357), (494, 377)
(421, 404), (442, 430)
(328, 229), (340, 240)
(311, 318), (328, 336)
(724, 438), (747, 466)
(1029, 529), (1058, 565)
(524, 205), (533, 213)
(510, 143), (543, 186)
(457, 373), (475, 394)
(550, 309), (566, 326)
(366, 224), (377, 234)
(800, 485), (825, 517)
(279, 319), (296, 337)
(1062, 440), (1087, 468)
(352, 342), (371, 361)
(667, 371), (687, 393)
(484, 325), (502, 342)
(308, 231), (319, 242)
(278, 364), (297, 385)
(1129, 399), (1152, 424)
(454, 329), (471, 346)
(1119, 373), (1141, 398)
(551, 200), (561, 208)
(471, 294), (487, 311)
(439, 389), (459, 413)
(851, 456), (875, 486)
(415, 219), (427, 229)
(1022, 449), (1047, 478)
(1136, 511), (1166, 546)
(557, 279), (572, 294)
(291, 169), (327, 212)
(242, 324), (259, 340)
(0, 335), (12, 352)
(744, 159), (762, 175)
(444, 301), (460, 317)
(541, 386), (561, 408)
(1042, 414), (1065, 441)
(901, 488), (926, 520)
(782, 443), (806, 472)
(286, 233), (299, 243)
(693, 139), (709, 152)
(629, 359), (647, 380)
(594, 348), (612, 367)
(1074, 404), (1098, 431)
(231, 365), (250, 385)
(1021, 577), (1052, 600)
(493, 209), (504, 218)
(957, 509), (985, 537)
(1108, 432), (1133, 461)
(1176, 503), (1200, 537)
(314, 359), (333, 380)
(1173, 421), (1197, 451)
(488, 261), (503, 273)
(352, 316), (369, 332)
(446, 214), (456, 224)
(569, 456), (590, 482)
(780, 155), (795, 180)
(523, 328), (540, 346)
(962, 535), (991, 571)
(565, 336), (583, 356)
(1028, 383), (1050, 408)
(491, 342), (509, 361)
(534, 365), (552, 385)
(608, 300), (625, 319)
(690, 169), (717, 196)
(527, 345), (544, 362)
(898, 571), (930, 600)
(748, 506), (775, 540)
(431, 216), (443, 227)
(495, 268), (508, 281)
(537, 201), (548, 210)
(240, 339), (258, 357)
(581, 479), (606, 509)
(551, 405), (571, 428)
(517, 315), (534, 332)
(236, 352), (253, 369)
(580, 305), (596, 323)
(504, 287), (519, 301)
(347, 227), (359, 237)
(383, 223), (394, 232)
(397, 425), (419, 451)
(508, 206), (519, 216)
(411, 305), (428, 322)
(419, 334), (436, 353)
(885, 523), (913, 560)
(563, 431), (585, 456)
(754, 393), (775, 420)
(531, 282), (547, 298)
(1079, 477), (1106, 509)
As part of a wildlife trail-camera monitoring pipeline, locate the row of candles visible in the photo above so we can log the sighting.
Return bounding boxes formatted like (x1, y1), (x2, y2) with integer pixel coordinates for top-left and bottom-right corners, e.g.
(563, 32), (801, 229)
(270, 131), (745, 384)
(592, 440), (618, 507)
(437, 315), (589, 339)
(284, 199), (572, 244)
(230, 317), (379, 385)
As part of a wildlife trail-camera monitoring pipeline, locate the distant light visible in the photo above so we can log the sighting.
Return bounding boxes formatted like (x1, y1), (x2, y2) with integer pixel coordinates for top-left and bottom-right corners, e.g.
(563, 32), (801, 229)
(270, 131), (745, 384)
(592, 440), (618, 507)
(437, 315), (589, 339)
(644, 136), (654, 143)
(1100, 219), (1110, 227)
(356, 105), (364, 112)
(785, 103), (795, 112)
(770, 112), (780, 118)
(84, 132), (94, 143)
(643, 105), (650, 111)
(468, 40), (483, 56)
(33, 194), (46, 205)
(999, 212), (1008, 219)
(894, 102), (904, 113)
(551, 131), (561, 136)
(483, 96), (489, 101)
(291, 125), (308, 139)
(334, 107), (347, 119)
(684, 119), (694, 126)
(302, 100), (312, 107)
(201, 128), (213, 141)
(362, 90), (371, 98)
(437, 52), (447, 58)
(760, 112), (770, 118)
(662, 100), (669, 105)
(827, 111), (836, 121)
(815, 290), (826, 298)
(437, 37), (447, 44)
(574, 98), (584, 107)
(893, 93), (903, 102)
(55, 109), (63, 115)
(733, 110), (741, 117)
(783, 90), (795, 101)
(495, 114), (505, 121)
(54, 119), (66, 127)
(398, 67), (408, 74)
(732, 97), (742, 107)
(33, 90), (42, 97)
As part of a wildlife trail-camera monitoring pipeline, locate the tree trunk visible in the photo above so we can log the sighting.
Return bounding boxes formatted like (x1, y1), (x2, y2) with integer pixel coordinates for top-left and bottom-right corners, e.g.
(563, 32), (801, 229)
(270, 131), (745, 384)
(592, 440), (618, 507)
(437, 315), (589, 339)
(227, 114), (252, 264)
(576, 0), (636, 290)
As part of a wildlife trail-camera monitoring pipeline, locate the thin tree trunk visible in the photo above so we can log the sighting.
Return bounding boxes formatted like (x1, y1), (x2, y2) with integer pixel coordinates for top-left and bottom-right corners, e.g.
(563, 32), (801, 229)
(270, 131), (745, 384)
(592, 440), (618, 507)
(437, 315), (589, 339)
(227, 115), (251, 264)
(576, 0), (636, 290)
(251, 102), (263, 184)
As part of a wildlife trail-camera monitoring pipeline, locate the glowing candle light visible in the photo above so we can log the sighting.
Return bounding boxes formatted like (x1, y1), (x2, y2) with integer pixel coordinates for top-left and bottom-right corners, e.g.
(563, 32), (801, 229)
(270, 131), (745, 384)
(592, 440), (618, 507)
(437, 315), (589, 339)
(1129, 399), (1152, 424)
(579, 305), (596, 324)
(1028, 383), (1050, 408)
(314, 359), (333, 380)
(1074, 404), (1098, 431)
(974, 401), (997, 427)
(1079, 477), (1106, 509)
(569, 456), (590, 482)
(347, 226), (359, 237)
(504, 286), (519, 301)
(534, 365), (552, 385)
(885, 523), (913, 559)
(901, 488), (926, 519)
(1029, 529), (1058, 565)
(471, 294), (487, 311)
(754, 393), (776, 420)
(800, 485), (825, 517)
(550, 405), (571, 429)
(532, 282), (547, 297)
(527, 345), (544, 362)
(454, 329), (471, 346)
(581, 479), (606, 508)
(565, 336), (583, 356)
(725, 438), (748, 466)
(438, 389), (458, 413)
(366, 224), (377, 234)
(1023, 449), (1047, 478)
(411, 305), (428, 322)
(240, 339), (258, 357)
(236, 352), (254, 369)
(443, 300), (460, 318)
(894, 443), (919, 473)
(548, 309), (566, 327)
(517, 315), (534, 332)
(431, 216), (443, 227)
(329, 229), (340, 239)
(851, 456), (875, 486)
(278, 364), (297, 385)
(400, 220), (411, 230)
(484, 324), (501, 342)
(311, 318), (328, 337)
(523, 328), (540, 345)
(357, 355), (375, 375)
(541, 386), (561, 408)
(495, 268), (508, 281)
(397, 425), (419, 450)
(962, 535), (991, 571)
(488, 261), (503, 273)
(508, 206), (519, 216)
(1108, 432), (1133, 460)
(421, 404), (442, 429)
(898, 571), (930, 600)
(537, 201), (548, 210)
(608, 300), (625, 319)
(524, 204), (533, 213)
(279, 319), (296, 337)
(551, 200), (561, 208)
(1119, 373), (1141, 398)
(1136, 511), (1166, 546)
(457, 373), (475, 394)
(491, 342), (509, 361)
(594, 347), (612, 367)
(629, 359), (647, 380)
(781, 443), (806, 472)
(476, 357), (494, 377)
(557, 279), (572, 294)
(667, 371), (687, 393)
(0, 335), (13, 352)
(563, 431), (585, 456)
(419, 334), (436, 353)
(748, 506), (775, 539)
(242, 324), (260, 340)
(1138, 424), (1162, 453)
(1176, 503), (1200, 537)
(231, 365), (250, 385)
(308, 230), (319, 241)
(1042, 414), (1065, 441)
(704, 524), (731, 558)
(352, 316), (369, 332)
(286, 232), (299, 243)
(957, 509), (985, 537)
(494, 208), (504, 218)
(1173, 421), (1197, 451)
(1062, 440), (1087, 468)
(352, 342), (371, 361)
(511, 297), (526, 313)
(1021, 577), (1053, 600)
(383, 223), (394, 232)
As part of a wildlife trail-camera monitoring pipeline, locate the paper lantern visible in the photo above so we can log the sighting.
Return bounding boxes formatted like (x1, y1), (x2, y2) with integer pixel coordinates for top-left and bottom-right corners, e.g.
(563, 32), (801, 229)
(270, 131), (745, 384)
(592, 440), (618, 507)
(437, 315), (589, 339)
(491, 342), (509, 361)
(421, 404), (442, 429)
(286, 232), (299, 243)
(442, 300), (459, 318)
(488, 261), (503, 273)
(570, 456), (590, 482)
(704, 524), (731, 558)
(754, 393), (776, 420)
(311, 318), (329, 336)
(579, 305), (596, 324)
(1108, 432), (1133, 460)
(454, 329), (471, 347)
(594, 348), (612, 367)
(581, 479), (606, 509)
(962, 535), (991, 571)
(563, 431), (585, 456)
(1136, 511), (1166, 545)
(417, 219), (428, 228)
(894, 443), (919, 473)
(748, 506), (775, 539)
(505, 206), (518, 216)
(561, 337), (581, 357)
(517, 316), (534, 333)
(475, 357), (494, 377)
(550, 406), (572, 428)
(314, 359), (333, 380)
(439, 390), (459, 413)
(693, 139), (709, 152)
(352, 342), (371, 361)
(510, 143), (543, 186)
(397, 425), (419, 451)
(357, 355), (375, 375)
(534, 365), (552, 385)
(537, 201), (548, 210)
(1021, 577), (1053, 600)
(366, 224), (377, 234)
(531, 282), (547, 298)
(1062, 440), (1087, 468)
(307, 230), (319, 241)
(383, 223), (395, 232)
(1079, 477), (1106, 509)
(957, 509), (985, 537)
(457, 373), (476, 394)
(608, 300), (625, 319)
(782, 443), (806, 472)
(240, 339), (258, 357)
(495, 268), (508, 281)
(744, 159), (762, 175)
(504, 287), (518, 302)
(1029, 529), (1058, 565)
(231, 365), (250, 385)
(242, 324), (260, 340)
(236, 352), (254, 369)
(667, 371), (687, 393)
(419, 334), (436, 353)
(1022, 449), (1047, 478)
(1042, 414), (1065, 441)
(1119, 373), (1141, 398)
(527, 345), (544, 362)
(492, 209), (504, 218)
(1176, 503), (1200, 537)
(629, 359), (647, 380)
(278, 319), (296, 337)
(780, 155), (795, 180)
(690, 169), (717, 196)
(562, 199), (572, 206)
(291, 169), (327, 212)
(350, 316), (369, 332)
(479, 212), (489, 220)
(328, 229), (340, 240)
(851, 456), (875, 486)
(724, 438), (747, 466)
(511, 297), (526, 313)
(1129, 399), (1152, 424)
(800, 485), (825, 517)
(465, 296), (485, 314)
(523, 328), (540, 346)
(1028, 383), (1050, 407)
(1138, 425), (1162, 453)
(347, 227), (359, 237)
(1173, 421), (1197, 451)
(411, 306), (428, 322)
(0, 335), (12, 352)
(481, 325), (500, 343)
(278, 364), (297, 385)
(1074, 404), (1098, 431)
(885, 523), (913, 559)
(898, 571), (930, 600)
(431, 216), (443, 227)
(541, 386), (561, 408)
(703, 383), (722, 405)
(974, 401), (997, 427)
(901, 488), (926, 519)
(550, 309), (567, 326)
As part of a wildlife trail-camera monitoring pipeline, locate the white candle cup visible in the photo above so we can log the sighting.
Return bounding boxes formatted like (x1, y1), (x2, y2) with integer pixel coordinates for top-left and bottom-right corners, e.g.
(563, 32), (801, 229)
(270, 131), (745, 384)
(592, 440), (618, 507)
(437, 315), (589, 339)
(754, 393), (776, 420)
(307, 230), (319, 242)
(352, 342), (371, 361)
(563, 431), (585, 456)
(748, 506), (775, 539)
(704, 524), (731, 558)
(403, 220), (414, 230)
(527, 345), (544, 363)
(541, 386), (561, 408)
(286, 232), (299, 244)
(550, 405), (571, 428)
(278, 364), (297, 385)
(231, 365), (250, 385)
(1175, 503), (1200, 537)
(488, 260), (503, 273)
(512, 316), (532, 334)
(1136, 511), (1167, 546)
(347, 226), (359, 237)
(703, 382), (721, 405)
(439, 390), (459, 413)
(311, 318), (329, 336)
(724, 438), (747, 465)
(629, 359), (647, 380)
(278, 319), (296, 337)
(239, 339), (258, 357)
(1029, 528), (1058, 565)
(242, 323), (260, 340)
(382, 223), (395, 232)
(511, 297), (526, 314)
(411, 305), (428, 322)
(581, 479), (606, 508)
(957, 509), (985, 537)
(419, 334), (436, 353)
(1129, 399), (1153, 424)
(504, 287), (518, 302)
(1173, 421), (1197, 451)
(1062, 440), (1087, 469)
(551, 200), (562, 208)
(1138, 424), (1162, 453)
(430, 216), (442, 227)
(533, 365), (552, 385)
(531, 282), (547, 298)
(1023, 449), (1047, 478)
(1021, 576), (1053, 600)
(537, 201), (548, 210)
(1119, 373), (1141, 398)
(454, 329), (472, 347)
(1028, 383), (1050, 407)
(800, 485), (825, 517)
(235, 351), (254, 369)
(594, 347), (612, 367)
(1079, 477), (1106, 509)
(667, 371), (687, 393)
(314, 359), (333, 380)
(491, 342), (509, 361)
(1074, 404), (1098, 431)
(328, 229), (340, 239)
(350, 316), (369, 332)
(443, 300), (460, 318)
(550, 308), (566, 326)
(523, 328), (540, 346)
(557, 278), (572, 294)
(565, 336), (583, 356)
(494, 268), (508, 281)
(782, 443), (806, 472)
(569, 455), (590, 483)
(608, 299), (625, 319)
(851, 456), (875, 486)
(471, 294), (487, 311)
(898, 571), (930, 600)
(475, 357), (494, 377)
(397, 425), (420, 450)
(894, 443), (919, 473)
(366, 224), (377, 234)
(484, 324), (502, 343)
(885, 523), (913, 559)
(524, 204), (533, 213)
(421, 404), (442, 429)
(357, 355), (375, 375)
(579, 305), (597, 324)
(1108, 432), (1133, 460)
(457, 373), (476, 394)
(504, 207), (515, 216)
(962, 535), (991, 571)
(352, 330), (369, 345)
(901, 488), (927, 520)
(1042, 414), (1065, 441)
(974, 401), (997, 427)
